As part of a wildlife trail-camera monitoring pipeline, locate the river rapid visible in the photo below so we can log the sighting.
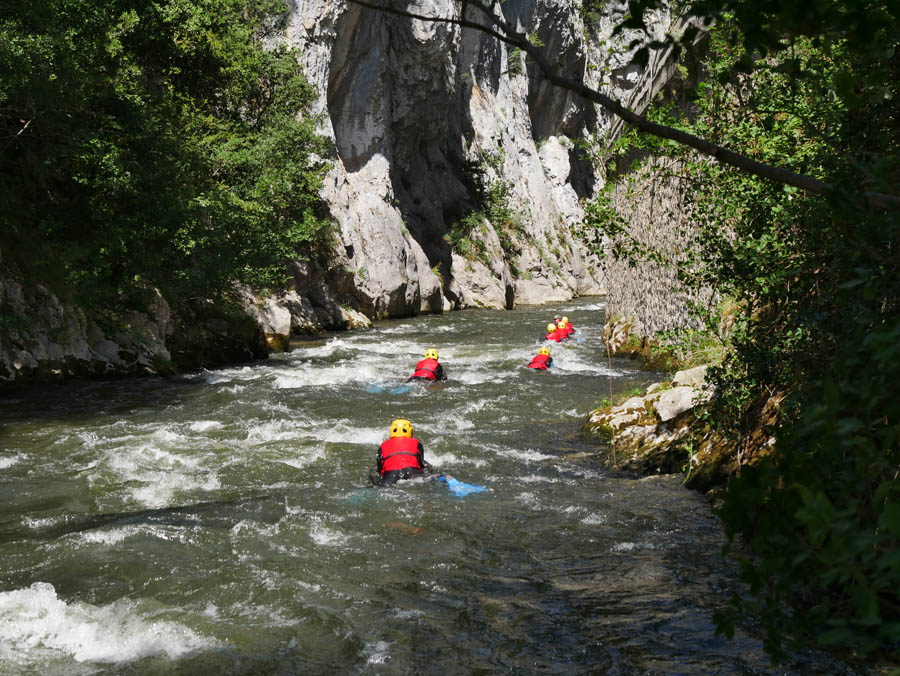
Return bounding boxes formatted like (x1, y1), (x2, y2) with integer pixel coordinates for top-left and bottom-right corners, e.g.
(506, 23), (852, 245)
(0, 299), (860, 675)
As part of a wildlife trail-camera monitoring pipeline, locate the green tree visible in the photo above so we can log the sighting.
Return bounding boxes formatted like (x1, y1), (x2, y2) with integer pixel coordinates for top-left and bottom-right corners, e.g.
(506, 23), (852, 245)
(586, 12), (900, 664)
(0, 0), (332, 311)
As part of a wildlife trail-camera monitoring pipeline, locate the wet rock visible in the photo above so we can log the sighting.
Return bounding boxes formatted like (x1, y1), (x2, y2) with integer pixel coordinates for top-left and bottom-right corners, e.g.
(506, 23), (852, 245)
(584, 364), (778, 493)
(584, 371), (708, 474)
(243, 293), (293, 352)
(341, 306), (371, 330)
(618, 396), (646, 412)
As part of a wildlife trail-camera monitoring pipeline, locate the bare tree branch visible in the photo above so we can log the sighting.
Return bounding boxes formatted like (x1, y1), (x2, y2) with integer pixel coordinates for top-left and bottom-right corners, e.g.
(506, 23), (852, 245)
(1, 118), (32, 156)
(347, 0), (900, 210)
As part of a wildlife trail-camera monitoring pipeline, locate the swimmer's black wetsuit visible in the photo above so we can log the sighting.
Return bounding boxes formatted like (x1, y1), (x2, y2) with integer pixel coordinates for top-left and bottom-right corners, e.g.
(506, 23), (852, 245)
(378, 466), (425, 486)
(369, 458), (435, 486)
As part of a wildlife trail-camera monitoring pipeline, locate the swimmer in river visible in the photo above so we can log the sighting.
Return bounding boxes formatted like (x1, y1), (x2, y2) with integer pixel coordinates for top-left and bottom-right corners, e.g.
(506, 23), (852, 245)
(407, 348), (446, 382)
(369, 418), (434, 486)
(527, 346), (553, 370)
(557, 315), (575, 337)
(541, 322), (566, 343)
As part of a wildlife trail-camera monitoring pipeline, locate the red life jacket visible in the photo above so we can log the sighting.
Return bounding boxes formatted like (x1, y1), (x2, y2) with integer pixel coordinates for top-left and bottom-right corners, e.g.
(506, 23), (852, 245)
(411, 357), (440, 380)
(528, 353), (551, 370)
(378, 436), (422, 473)
(545, 329), (563, 342)
(562, 323), (575, 336)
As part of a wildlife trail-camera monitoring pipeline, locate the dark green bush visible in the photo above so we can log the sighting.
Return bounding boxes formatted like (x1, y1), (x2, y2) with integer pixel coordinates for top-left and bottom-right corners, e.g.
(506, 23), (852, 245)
(0, 0), (332, 311)
(586, 5), (900, 661)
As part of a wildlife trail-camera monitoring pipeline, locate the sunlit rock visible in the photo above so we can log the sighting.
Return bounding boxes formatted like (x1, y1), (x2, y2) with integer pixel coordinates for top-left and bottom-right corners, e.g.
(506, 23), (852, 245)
(655, 386), (696, 422)
(672, 365), (709, 388)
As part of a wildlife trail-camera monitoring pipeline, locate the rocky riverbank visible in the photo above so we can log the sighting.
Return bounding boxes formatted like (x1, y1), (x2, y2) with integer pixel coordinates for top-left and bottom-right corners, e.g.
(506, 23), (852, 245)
(0, 261), (377, 386)
(583, 364), (769, 494)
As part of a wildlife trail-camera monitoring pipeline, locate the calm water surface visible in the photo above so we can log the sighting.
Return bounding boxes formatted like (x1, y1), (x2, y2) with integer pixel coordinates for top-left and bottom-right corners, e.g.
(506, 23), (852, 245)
(0, 299), (860, 675)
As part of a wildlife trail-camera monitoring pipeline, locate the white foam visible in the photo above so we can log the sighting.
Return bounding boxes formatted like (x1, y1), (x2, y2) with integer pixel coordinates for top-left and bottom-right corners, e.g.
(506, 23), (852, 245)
(495, 447), (556, 463)
(287, 337), (346, 358)
(450, 367), (499, 385)
(245, 419), (304, 443)
(246, 417), (380, 453)
(189, 421), (223, 433)
(364, 640), (392, 666)
(517, 474), (559, 484)
(78, 431), (100, 448)
(0, 453), (24, 469)
(347, 339), (421, 356)
(0, 582), (213, 664)
(272, 362), (381, 389)
(103, 443), (220, 508)
(130, 472), (220, 508)
(22, 515), (64, 530)
(309, 521), (351, 547)
(152, 428), (186, 443)
(197, 366), (258, 385)
(612, 541), (637, 552)
(564, 301), (606, 311)
(552, 358), (629, 377)
(515, 492), (542, 509)
(426, 450), (488, 469)
(323, 423), (383, 446)
(375, 323), (417, 335)
(77, 525), (144, 546)
(273, 452), (325, 470)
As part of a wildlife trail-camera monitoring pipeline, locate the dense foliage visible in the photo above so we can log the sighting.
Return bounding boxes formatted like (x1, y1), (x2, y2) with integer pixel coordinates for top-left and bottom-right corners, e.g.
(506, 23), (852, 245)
(585, 0), (900, 663)
(0, 0), (332, 312)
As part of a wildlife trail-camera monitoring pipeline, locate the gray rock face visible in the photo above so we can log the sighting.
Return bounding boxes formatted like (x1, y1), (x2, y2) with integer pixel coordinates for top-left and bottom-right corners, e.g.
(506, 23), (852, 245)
(594, 13), (715, 341)
(602, 156), (716, 338)
(583, 368), (714, 474)
(446, 215), (515, 309)
(673, 365), (709, 389)
(285, 0), (613, 319)
(655, 386), (696, 422)
(0, 278), (173, 382)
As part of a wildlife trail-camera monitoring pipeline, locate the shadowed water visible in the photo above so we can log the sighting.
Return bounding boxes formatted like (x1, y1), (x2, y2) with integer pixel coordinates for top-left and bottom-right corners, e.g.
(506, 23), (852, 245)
(0, 299), (860, 675)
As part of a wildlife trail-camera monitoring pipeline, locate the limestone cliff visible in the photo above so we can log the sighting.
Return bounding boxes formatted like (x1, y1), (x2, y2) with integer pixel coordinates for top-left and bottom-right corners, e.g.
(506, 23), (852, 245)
(284, 0), (609, 320)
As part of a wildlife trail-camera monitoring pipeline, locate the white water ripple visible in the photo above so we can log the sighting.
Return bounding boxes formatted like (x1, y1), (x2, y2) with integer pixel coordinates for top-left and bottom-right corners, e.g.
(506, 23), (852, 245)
(0, 582), (214, 665)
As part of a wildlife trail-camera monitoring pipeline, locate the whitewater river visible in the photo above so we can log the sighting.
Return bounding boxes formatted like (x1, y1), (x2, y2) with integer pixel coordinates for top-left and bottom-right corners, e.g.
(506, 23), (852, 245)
(0, 299), (860, 675)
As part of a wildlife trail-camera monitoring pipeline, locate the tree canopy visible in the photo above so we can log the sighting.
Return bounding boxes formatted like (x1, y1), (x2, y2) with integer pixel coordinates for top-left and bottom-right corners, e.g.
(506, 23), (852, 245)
(0, 0), (333, 312)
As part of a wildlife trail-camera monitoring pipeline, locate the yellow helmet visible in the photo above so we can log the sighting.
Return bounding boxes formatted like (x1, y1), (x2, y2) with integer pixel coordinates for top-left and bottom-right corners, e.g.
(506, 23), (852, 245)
(557, 319), (566, 326)
(561, 316), (569, 324)
(425, 348), (439, 361)
(546, 323), (557, 332)
(389, 418), (413, 438)
(539, 346), (551, 356)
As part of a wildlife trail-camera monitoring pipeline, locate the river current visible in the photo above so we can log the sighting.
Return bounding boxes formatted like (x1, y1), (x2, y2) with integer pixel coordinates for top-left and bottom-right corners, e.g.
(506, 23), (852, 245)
(0, 299), (860, 675)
